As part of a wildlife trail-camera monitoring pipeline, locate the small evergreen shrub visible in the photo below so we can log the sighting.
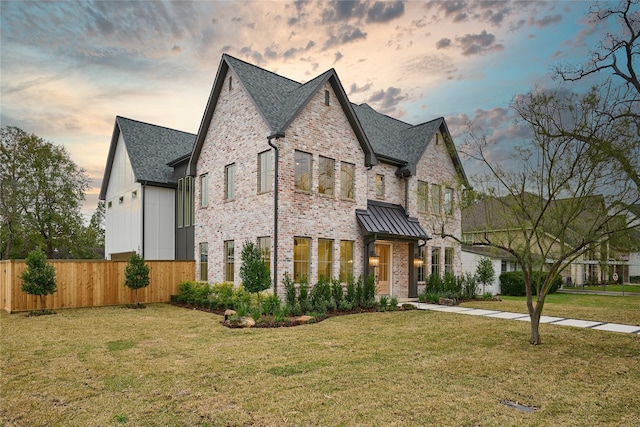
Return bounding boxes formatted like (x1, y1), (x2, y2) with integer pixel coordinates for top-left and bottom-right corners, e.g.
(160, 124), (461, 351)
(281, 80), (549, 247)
(346, 275), (356, 305)
(354, 275), (364, 307)
(298, 276), (311, 314)
(331, 279), (344, 306)
(124, 253), (150, 306)
(20, 247), (57, 314)
(499, 271), (562, 296)
(262, 293), (281, 316)
(283, 272), (297, 308)
(363, 273), (376, 308)
(378, 295), (388, 312)
(389, 297), (398, 311)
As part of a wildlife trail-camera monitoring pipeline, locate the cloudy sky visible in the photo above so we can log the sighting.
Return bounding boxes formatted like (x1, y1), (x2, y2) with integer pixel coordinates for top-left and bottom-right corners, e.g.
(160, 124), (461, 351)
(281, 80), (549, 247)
(1, 0), (622, 217)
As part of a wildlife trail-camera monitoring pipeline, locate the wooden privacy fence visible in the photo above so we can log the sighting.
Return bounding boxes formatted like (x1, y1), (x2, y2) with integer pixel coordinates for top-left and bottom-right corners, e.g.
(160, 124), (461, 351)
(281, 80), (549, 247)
(0, 260), (195, 313)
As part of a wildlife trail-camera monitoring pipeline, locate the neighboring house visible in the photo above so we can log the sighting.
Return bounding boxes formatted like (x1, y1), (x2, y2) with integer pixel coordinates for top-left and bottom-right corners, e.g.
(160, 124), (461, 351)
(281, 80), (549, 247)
(99, 116), (195, 260)
(461, 245), (518, 295)
(462, 194), (639, 287)
(186, 54), (469, 299)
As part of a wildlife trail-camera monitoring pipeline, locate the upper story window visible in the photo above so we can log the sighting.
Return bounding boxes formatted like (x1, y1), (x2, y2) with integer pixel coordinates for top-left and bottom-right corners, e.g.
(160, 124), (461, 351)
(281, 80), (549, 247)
(375, 174), (385, 198)
(258, 150), (273, 193)
(417, 181), (428, 213)
(318, 156), (335, 196)
(431, 184), (441, 215)
(340, 162), (355, 200)
(444, 187), (453, 215)
(324, 90), (330, 106)
(200, 173), (209, 207)
(224, 163), (236, 200)
(295, 151), (312, 192)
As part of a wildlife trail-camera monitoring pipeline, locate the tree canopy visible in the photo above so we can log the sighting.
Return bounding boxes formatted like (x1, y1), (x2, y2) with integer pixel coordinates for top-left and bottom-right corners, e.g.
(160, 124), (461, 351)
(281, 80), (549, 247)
(0, 126), (100, 259)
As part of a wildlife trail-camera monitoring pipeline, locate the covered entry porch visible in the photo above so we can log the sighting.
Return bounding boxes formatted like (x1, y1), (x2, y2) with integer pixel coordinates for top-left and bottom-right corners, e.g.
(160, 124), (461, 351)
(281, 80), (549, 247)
(356, 201), (429, 299)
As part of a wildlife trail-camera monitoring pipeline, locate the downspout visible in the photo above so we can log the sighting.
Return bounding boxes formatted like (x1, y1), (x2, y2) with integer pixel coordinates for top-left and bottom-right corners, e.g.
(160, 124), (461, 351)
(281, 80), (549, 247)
(141, 181), (147, 258)
(268, 131), (285, 294)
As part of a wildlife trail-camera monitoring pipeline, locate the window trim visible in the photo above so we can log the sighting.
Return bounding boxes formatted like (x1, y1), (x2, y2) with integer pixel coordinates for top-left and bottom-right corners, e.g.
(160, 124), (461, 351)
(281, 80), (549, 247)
(177, 178), (184, 228)
(185, 176), (192, 227)
(375, 174), (385, 198)
(431, 184), (441, 215)
(431, 247), (440, 277)
(417, 181), (428, 213)
(444, 187), (453, 216)
(258, 236), (271, 272)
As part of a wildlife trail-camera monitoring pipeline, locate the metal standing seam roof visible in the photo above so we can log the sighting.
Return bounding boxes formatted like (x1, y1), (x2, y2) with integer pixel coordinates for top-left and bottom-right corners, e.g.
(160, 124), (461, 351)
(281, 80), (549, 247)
(356, 200), (429, 241)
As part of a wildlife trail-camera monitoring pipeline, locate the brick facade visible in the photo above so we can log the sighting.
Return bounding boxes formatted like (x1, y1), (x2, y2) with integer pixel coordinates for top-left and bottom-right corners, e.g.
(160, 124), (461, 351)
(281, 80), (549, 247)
(194, 63), (464, 298)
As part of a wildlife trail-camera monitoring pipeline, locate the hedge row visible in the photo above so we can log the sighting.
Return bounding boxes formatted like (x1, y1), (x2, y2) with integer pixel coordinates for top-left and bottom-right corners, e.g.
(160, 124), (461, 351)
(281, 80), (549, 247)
(499, 271), (562, 296)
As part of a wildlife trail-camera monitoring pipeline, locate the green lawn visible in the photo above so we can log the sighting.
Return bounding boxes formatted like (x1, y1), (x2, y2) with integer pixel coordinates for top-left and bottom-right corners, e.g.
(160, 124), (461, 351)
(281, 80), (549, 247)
(460, 293), (640, 326)
(579, 284), (640, 293)
(1, 304), (639, 426)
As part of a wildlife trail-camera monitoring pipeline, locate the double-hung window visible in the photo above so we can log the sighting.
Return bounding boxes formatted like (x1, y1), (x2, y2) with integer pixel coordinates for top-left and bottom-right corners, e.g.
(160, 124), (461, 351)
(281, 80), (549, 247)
(417, 181), (428, 213)
(444, 187), (453, 216)
(225, 163), (236, 200)
(444, 247), (454, 274)
(339, 240), (354, 283)
(318, 156), (334, 196)
(431, 184), (441, 214)
(258, 236), (271, 271)
(293, 237), (310, 282)
(199, 243), (208, 281)
(340, 162), (355, 199)
(224, 241), (234, 282)
(375, 174), (385, 198)
(200, 173), (209, 207)
(318, 239), (333, 280)
(295, 151), (312, 192)
(258, 150), (273, 193)
(431, 247), (440, 277)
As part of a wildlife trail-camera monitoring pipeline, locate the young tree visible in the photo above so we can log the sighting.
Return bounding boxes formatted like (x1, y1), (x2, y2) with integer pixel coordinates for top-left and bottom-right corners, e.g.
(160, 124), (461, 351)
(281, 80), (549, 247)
(475, 257), (495, 295)
(124, 253), (150, 306)
(239, 240), (271, 309)
(1, 126), (90, 258)
(20, 247), (57, 314)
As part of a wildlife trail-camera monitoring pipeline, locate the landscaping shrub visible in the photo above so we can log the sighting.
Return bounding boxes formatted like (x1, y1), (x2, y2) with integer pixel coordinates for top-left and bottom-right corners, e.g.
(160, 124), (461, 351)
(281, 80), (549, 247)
(176, 281), (210, 304)
(346, 275), (356, 306)
(460, 272), (478, 300)
(283, 272), (297, 308)
(298, 276), (311, 314)
(210, 282), (235, 309)
(363, 273), (376, 308)
(426, 273), (444, 293)
(20, 247), (57, 314)
(378, 295), (388, 311)
(311, 277), (332, 312)
(262, 293), (281, 316)
(499, 271), (562, 296)
(354, 275), (364, 307)
(389, 297), (398, 311)
(331, 279), (344, 306)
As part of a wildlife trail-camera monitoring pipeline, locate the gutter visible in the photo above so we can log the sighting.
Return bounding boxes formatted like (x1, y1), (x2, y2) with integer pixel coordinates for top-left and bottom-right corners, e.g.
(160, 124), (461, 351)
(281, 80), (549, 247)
(267, 131), (285, 294)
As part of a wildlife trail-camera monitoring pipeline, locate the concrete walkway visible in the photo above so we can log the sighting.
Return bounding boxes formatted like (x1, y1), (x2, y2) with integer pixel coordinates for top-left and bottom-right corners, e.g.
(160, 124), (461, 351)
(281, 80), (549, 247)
(406, 302), (640, 335)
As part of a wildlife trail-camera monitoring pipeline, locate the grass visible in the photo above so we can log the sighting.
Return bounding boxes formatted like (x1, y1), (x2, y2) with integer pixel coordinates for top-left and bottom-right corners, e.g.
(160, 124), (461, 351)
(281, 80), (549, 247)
(460, 293), (640, 326)
(1, 303), (639, 426)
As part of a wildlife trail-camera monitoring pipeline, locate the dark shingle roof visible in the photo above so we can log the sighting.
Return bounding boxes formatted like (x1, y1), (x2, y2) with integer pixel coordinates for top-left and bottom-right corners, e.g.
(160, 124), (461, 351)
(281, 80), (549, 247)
(99, 117), (195, 199)
(356, 200), (429, 241)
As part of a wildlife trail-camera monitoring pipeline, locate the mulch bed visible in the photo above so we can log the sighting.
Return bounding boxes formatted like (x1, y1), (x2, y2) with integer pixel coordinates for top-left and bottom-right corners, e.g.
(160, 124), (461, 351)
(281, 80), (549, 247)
(169, 302), (411, 328)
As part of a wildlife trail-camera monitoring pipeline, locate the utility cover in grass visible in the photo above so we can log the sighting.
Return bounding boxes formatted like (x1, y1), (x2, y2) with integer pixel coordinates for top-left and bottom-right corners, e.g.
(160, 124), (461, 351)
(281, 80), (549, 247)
(501, 400), (537, 413)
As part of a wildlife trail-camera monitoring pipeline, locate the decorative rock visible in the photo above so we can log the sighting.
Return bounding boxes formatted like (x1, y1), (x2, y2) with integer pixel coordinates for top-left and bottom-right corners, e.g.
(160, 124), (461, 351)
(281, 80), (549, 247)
(227, 316), (255, 328)
(438, 298), (456, 306)
(224, 309), (237, 320)
(295, 315), (315, 325)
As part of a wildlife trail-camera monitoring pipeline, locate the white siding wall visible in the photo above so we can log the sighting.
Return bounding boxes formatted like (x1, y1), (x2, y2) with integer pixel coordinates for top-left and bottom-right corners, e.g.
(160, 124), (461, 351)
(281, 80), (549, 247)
(144, 186), (175, 260)
(460, 250), (501, 295)
(104, 132), (142, 259)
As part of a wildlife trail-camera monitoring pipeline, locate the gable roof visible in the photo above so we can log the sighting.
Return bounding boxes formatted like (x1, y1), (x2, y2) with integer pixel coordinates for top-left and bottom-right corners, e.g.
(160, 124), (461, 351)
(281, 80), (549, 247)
(99, 116), (196, 200)
(188, 54), (377, 175)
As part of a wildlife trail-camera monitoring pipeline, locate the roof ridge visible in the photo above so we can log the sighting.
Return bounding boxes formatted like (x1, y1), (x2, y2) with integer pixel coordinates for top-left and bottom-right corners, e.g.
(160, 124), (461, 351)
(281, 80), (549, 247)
(116, 116), (195, 136)
(356, 103), (412, 127)
(223, 53), (303, 87)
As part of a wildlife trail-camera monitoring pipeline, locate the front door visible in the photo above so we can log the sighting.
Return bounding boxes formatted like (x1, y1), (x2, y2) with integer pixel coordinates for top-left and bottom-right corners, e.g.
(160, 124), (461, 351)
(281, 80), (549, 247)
(375, 243), (391, 295)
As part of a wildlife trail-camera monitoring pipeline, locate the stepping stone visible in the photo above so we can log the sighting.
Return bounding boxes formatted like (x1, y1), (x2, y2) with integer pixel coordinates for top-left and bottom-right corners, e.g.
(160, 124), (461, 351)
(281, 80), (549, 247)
(554, 319), (602, 328)
(486, 311), (529, 320)
(591, 323), (640, 334)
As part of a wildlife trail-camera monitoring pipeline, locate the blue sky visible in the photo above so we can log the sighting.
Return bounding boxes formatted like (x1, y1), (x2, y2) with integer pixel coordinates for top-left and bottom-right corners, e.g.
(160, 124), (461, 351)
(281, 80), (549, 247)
(0, 0), (622, 216)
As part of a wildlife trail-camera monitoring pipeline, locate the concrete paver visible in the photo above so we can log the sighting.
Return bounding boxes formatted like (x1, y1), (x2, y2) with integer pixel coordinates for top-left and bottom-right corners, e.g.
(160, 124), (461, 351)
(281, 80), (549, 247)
(405, 302), (640, 335)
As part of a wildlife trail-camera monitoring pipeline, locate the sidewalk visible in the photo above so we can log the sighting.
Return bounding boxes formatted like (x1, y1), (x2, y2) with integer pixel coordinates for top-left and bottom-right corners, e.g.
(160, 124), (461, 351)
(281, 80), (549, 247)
(406, 302), (640, 335)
